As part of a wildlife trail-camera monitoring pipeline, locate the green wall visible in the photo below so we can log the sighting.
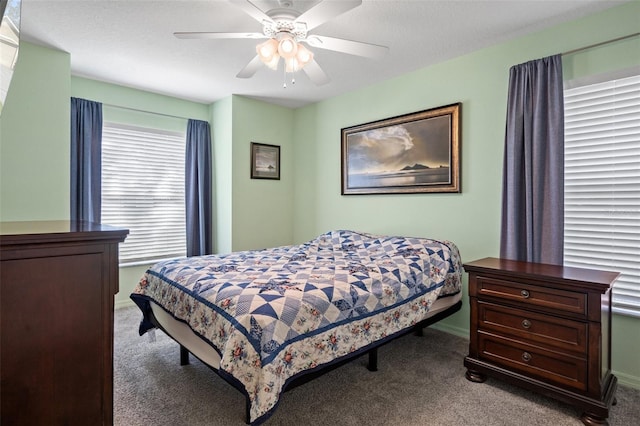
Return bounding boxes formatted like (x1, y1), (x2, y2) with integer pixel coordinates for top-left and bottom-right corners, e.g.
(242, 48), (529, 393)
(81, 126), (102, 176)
(614, 314), (640, 387)
(70, 76), (210, 128)
(290, 2), (640, 387)
(211, 95), (295, 253)
(0, 3), (637, 388)
(211, 96), (233, 254)
(230, 95), (294, 251)
(0, 42), (71, 221)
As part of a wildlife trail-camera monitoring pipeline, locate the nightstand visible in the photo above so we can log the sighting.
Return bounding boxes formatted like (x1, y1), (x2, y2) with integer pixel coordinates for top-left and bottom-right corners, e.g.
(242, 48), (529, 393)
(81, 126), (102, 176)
(463, 257), (619, 426)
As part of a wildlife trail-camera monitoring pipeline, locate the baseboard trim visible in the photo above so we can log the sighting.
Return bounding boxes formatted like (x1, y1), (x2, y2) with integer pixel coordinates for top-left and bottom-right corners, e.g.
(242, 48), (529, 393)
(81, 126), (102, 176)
(115, 299), (136, 310)
(430, 322), (469, 339)
(613, 370), (640, 390)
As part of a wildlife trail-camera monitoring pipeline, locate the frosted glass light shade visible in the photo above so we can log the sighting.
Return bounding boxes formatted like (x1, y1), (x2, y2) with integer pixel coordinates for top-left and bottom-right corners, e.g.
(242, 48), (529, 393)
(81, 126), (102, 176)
(257, 39), (278, 61)
(264, 53), (280, 70)
(296, 44), (313, 67)
(285, 57), (299, 72)
(278, 35), (297, 59)
(256, 36), (314, 73)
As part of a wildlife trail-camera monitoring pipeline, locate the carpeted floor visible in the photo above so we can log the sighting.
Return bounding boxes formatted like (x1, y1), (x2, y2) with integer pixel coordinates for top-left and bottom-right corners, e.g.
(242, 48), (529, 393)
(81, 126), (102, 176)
(114, 306), (640, 425)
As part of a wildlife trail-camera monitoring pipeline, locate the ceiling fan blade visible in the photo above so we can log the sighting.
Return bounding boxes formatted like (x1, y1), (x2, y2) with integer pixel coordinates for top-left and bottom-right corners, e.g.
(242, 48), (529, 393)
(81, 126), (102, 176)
(228, 0), (273, 24)
(174, 31), (266, 40)
(305, 35), (388, 60)
(302, 59), (330, 86)
(236, 55), (264, 78)
(295, 0), (362, 31)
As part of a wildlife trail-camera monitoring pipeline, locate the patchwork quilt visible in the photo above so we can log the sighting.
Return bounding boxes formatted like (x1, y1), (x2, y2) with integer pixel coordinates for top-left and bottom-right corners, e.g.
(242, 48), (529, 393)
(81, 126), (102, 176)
(131, 230), (463, 424)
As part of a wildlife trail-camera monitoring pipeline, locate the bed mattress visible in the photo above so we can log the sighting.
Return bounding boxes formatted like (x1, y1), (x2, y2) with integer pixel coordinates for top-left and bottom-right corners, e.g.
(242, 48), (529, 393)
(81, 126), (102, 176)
(149, 289), (462, 371)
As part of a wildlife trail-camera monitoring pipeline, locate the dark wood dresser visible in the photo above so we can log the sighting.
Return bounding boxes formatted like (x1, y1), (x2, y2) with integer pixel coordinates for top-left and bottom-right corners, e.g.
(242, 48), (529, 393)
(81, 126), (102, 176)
(463, 257), (619, 426)
(0, 221), (128, 425)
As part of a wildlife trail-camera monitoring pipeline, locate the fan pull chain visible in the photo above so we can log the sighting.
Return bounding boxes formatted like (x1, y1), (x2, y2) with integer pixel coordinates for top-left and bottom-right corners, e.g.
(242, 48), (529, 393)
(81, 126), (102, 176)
(282, 67), (296, 89)
(283, 66), (287, 89)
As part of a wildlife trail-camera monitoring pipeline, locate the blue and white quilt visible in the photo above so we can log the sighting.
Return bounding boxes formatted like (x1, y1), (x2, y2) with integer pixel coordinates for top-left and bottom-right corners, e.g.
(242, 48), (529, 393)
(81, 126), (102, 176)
(131, 230), (463, 424)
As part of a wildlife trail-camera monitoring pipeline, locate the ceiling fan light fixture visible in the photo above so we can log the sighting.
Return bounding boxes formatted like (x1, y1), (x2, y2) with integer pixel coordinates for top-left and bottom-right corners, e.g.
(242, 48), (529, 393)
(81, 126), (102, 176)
(277, 35), (298, 59)
(264, 53), (281, 70)
(256, 38), (279, 62)
(284, 57), (299, 73)
(176, 0), (384, 86)
(295, 43), (313, 67)
(256, 36), (313, 74)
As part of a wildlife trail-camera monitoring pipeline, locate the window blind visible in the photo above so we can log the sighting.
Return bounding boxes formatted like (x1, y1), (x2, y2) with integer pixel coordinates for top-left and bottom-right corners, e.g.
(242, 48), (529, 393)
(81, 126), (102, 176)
(102, 122), (187, 265)
(564, 74), (640, 317)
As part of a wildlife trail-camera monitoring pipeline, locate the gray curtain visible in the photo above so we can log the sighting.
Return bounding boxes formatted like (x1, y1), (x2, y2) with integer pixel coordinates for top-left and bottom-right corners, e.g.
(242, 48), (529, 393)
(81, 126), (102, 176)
(185, 119), (213, 256)
(70, 97), (102, 223)
(500, 55), (564, 265)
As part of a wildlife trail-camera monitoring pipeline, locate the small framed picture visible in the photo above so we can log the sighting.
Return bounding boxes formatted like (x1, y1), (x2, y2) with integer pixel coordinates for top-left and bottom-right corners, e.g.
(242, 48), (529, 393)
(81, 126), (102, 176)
(250, 142), (280, 180)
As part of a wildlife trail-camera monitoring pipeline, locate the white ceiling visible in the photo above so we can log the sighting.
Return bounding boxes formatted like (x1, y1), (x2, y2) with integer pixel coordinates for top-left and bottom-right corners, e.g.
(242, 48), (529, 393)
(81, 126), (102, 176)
(19, 0), (627, 108)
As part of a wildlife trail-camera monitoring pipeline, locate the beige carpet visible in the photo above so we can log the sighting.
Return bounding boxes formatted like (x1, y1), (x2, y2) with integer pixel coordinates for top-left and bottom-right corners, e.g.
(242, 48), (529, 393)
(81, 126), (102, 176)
(114, 306), (640, 425)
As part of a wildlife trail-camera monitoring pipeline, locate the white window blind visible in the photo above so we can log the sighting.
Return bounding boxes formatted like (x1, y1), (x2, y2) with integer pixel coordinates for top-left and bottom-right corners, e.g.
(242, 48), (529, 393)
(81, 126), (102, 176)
(564, 74), (640, 317)
(102, 122), (187, 265)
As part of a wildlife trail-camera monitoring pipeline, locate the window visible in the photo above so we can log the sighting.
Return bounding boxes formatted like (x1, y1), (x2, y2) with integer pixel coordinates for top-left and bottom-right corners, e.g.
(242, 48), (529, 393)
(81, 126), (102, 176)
(564, 73), (640, 317)
(102, 122), (187, 265)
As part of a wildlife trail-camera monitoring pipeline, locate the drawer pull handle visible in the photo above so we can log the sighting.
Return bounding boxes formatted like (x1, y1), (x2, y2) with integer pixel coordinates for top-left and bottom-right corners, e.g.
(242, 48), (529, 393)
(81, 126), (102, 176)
(520, 289), (530, 299)
(522, 319), (532, 329)
(522, 352), (532, 362)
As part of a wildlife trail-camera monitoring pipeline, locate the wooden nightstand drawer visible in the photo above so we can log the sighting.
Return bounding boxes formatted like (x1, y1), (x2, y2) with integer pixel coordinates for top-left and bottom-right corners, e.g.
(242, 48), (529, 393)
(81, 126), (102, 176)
(464, 258), (619, 424)
(478, 301), (588, 354)
(478, 332), (587, 392)
(475, 276), (587, 317)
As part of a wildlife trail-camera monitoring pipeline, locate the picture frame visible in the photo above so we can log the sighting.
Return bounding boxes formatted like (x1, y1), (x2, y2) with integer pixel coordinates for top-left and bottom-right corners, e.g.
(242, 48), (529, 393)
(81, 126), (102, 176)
(341, 103), (461, 195)
(251, 142), (280, 180)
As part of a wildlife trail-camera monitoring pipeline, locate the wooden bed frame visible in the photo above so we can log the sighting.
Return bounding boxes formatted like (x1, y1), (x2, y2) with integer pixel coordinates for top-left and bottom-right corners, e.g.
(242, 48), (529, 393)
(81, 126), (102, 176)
(145, 297), (462, 424)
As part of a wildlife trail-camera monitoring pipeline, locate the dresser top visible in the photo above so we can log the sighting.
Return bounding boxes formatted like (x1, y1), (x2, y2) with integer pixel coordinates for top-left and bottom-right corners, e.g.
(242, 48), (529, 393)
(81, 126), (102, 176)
(0, 220), (128, 246)
(464, 257), (619, 290)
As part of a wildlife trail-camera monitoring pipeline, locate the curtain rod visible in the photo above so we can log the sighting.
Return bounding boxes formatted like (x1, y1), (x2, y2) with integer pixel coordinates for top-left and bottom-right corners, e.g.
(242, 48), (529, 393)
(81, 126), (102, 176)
(101, 102), (192, 121)
(562, 32), (639, 56)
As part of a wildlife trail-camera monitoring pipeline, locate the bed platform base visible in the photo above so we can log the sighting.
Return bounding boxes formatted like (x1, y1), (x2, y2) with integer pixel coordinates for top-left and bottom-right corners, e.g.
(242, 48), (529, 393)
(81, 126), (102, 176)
(149, 299), (462, 425)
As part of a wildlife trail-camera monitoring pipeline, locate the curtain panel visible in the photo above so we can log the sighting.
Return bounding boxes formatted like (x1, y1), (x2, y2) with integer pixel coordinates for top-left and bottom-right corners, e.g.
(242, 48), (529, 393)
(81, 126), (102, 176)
(500, 55), (565, 265)
(185, 119), (213, 256)
(70, 97), (103, 223)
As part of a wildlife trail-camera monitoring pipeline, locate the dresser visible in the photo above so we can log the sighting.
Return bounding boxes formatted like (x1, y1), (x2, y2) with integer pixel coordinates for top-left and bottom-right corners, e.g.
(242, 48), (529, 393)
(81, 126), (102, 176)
(463, 257), (619, 426)
(0, 221), (128, 425)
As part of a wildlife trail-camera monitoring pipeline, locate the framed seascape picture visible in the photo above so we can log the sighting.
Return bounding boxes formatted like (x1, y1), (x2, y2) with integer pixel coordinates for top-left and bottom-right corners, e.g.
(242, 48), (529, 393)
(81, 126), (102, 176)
(341, 103), (461, 195)
(251, 142), (280, 180)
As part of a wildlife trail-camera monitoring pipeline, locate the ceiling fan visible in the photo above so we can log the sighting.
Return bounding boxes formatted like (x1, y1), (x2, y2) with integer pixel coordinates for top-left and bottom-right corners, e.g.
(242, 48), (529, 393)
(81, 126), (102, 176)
(174, 0), (389, 86)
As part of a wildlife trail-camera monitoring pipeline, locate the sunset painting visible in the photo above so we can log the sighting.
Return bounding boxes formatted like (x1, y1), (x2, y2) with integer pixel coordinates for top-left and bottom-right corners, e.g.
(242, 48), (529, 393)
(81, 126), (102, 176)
(341, 104), (460, 194)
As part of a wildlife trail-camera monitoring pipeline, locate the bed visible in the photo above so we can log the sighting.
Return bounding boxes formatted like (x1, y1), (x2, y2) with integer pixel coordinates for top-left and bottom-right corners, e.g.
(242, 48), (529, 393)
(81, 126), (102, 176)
(131, 230), (463, 424)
